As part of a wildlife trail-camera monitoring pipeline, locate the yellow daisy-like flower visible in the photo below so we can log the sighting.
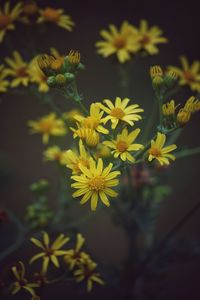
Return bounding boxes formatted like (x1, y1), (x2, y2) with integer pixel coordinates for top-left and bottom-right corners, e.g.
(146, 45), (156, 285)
(37, 6), (74, 31)
(74, 256), (105, 292)
(104, 127), (143, 162)
(4, 51), (30, 87)
(96, 21), (140, 63)
(19, 0), (39, 25)
(61, 140), (90, 174)
(0, 65), (9, 92)
(168, 56), (200, 92)
(0, 1), (22, 43)
(29, 56), (49, 93)
(43, 145), (63, 163)
(162, 100), (179, 117)
(148, 132), (177, 165)
(98, 97), (144, 129)
(28, 113), (67, 144)
(11, 261), (39, 297)
(71, 123), (100, 148)
(74, 103), (109, 134)
(71, 158), (120, 211)
(64, 233), (90, 270)
(30, 232), (70, 274)
(134, 19), (168, 55)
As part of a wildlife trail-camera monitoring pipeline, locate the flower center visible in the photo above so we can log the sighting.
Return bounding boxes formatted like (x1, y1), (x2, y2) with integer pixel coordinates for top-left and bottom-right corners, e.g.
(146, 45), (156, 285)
(110, 108), (125, 119)
(184, 71), (195, 83)
(17, 67), (29, 78)
(23, 1), (38, 16)
(116, 140), (128, 152)
(139, 34), (150, 45)
(0, 15), (11, 29)
(43, 7), (60, 22)
(149, 147), (161, 157)
(113, 36), (126, 49)
(40, 121), (54, 133)
(45, 248), (54, 257)
(83, 116), (99, 129)
(89, 176), (105, 191)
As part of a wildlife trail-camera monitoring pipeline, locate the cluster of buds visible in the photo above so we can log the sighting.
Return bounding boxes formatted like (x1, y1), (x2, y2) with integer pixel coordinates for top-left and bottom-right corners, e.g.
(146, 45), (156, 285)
(37, 50), (84, 89)
(150, 65), (178, 92)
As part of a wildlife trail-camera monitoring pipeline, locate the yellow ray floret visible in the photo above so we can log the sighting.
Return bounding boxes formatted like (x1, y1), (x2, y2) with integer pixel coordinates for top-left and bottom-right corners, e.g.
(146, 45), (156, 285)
(71, 123), (100, 147)
(0, 65), (9, 92)
(98, 97), (143, 129)
(30, 232), (69, 274)
(29, 56), (49, 93)
(104, 127), (143, 162)
(96, 21), (140, 63)
(71, 158), (120, 211)
(162, 100), (179, 116)
(148, 132), (177, 166)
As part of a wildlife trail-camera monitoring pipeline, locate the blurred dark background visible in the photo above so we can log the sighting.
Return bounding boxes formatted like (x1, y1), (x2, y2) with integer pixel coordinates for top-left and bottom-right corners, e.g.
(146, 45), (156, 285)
(0, 0), (200, 299)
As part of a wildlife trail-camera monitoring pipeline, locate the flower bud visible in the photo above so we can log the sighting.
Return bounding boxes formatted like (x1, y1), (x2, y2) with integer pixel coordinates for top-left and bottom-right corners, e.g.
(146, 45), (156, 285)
(67, 50), (81, 65)
(30, 179), (49, 195)
(150, 65), (164, 89)
(85, 130), (100, 147)
(177, 109), (191, 126)
(164, 70), (178, 88)
(47, 76), (56, 87)
(55, 74), (66, 86)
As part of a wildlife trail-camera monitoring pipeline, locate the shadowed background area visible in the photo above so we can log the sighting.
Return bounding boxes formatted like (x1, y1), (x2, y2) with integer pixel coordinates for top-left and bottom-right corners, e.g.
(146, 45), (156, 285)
(0, 0), (200, 299)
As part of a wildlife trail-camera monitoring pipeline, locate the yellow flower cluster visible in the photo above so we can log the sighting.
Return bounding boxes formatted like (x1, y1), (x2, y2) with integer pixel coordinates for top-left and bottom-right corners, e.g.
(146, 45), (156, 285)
(96, 19), (168, 63)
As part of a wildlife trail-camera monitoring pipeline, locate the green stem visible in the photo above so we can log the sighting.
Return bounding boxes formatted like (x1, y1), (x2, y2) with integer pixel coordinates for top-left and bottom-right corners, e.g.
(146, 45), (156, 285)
(70, 81), (88, 115)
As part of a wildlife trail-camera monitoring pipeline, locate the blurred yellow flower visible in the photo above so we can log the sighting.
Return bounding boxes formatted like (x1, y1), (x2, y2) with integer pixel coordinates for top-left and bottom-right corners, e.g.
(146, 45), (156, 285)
(29, 56), (49, 93)
(168, 56), (200, 92)
(0, 65), (9, 92)
(62, 109), (83, 122)
(0, 1), (22, 43)
(95, 144), (111, 159)
(71, 158), (120, 211)
(30, 232), (69, 274)
(20, 0), (39, 24)
(104, 127), (143, 162)
(37, 6), (74, 31)
(98, 97), (143, 129)
(4, 51), (30, 87)
(183, 96), (200, 113)
(96, 21), (139, 63)
(148, 132), (177, 165)
(28, 113), (67, 144)
(43, 145), (63, 163)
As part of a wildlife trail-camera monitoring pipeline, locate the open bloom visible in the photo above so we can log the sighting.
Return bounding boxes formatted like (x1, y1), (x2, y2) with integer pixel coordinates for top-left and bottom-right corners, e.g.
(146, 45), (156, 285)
(0, 65), (9, 92)
(0, 1), (22, 43)
(11, 261), (39, 297)
(28, 113), (66, 144)
(98, 97), (143, 129)
(168, 56), (200, 92)
(19, 0), (39, 24)
(71, 158), (120, 211)
(148, 132), (177, 165)
(37, 6), (74, 31)
(4, 51), (30, 87)
(29, 56), (49, 93)
(62, 140), (90, 174)
(134, 19), (168, 55)
(30, 232), (69, 274)
(96, 21), (140, 63)
(74, 103), (109, 134)
(104, 127), (143, 162)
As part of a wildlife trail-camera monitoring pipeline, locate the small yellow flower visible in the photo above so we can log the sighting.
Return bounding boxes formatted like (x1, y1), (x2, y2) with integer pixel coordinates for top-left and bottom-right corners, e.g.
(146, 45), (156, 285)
(98, 97), (143, 129)
(37, 49), (64, 74)
(4, 51), (30, 87)
(148, 132), (177, 165)
(168, 56), (200, 92)
(20, 0), (39, 24)
(62, 140), (90, 174)
(30, 232), (70, 274)
(0, 1), (22, 43)
(71, 158), (120, 211)
(37, 6), (74, 31)
(62, 109), (83, 122)
(29, 56), (49, 93)
(11, 261), (39, 297)
(43, 145), (63, 163)
(96, 21), (140, 63)
(162, 100), (179, 116)
(28, 113), (66, 144)
(134, 19), (168, 55)
(95, 144), (111, 159)
(183, 96), (200, 113)
(74, 256), (105, 292)
(0, 65), (9, 92)
(67, 50), (81, 65)
(71, 123), (100, 148)
(104, 127), (143, 162)
(74, 103), (109, 134)
(177, 109), (191, 125)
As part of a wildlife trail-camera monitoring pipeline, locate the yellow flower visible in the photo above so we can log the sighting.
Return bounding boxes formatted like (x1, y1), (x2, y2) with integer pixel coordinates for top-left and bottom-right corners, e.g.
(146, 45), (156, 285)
(134, 19), (168, 55)
(96, 21), (140, 63)
(71, 158), (120, 211)
(67, 50), (81, 65)
(0, 65), (9, 92)
(177, 109), (191, 125)
(37, 6), (74, 31)
(62, 109), (83, 122)
(168, 56), (200, 92)
(0, 1), (22, 43)
(162, 100), (179, 116)
(4, 51), (30, 87)
(104, 127), (143, 162)
(98, 97), (143, 129)
(29, 56), (49, 93)
(74, 256), (105, 292)
(64, 233), (90, 270)
(71, 123), (100, 147)
(74, 103), (109, 134)
(28, 113), (67, 144)
(183, 96), (200, 113)
(30, 232), (70, 274)
(11, 261), (39, 296)
(148, 132), (177, 165)
(43, 145), (63, 163)
(20, 0), (39, 24)
(95, 144), (111, 159)
(61, 140), (90, 174)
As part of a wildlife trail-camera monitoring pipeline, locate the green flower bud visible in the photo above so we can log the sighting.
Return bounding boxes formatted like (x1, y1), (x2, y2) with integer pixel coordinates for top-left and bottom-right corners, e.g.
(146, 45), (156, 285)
(164, 71), (178, 88)
(47, 76), (56, 87)
(64, 72), (75, 81)
(30, 179), (49, 195)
